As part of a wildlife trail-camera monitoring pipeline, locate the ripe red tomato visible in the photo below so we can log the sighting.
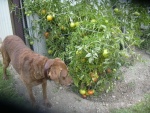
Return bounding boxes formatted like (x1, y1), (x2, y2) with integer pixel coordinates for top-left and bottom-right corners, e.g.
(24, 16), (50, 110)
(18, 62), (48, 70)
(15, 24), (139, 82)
(82, 94), (87, 99)
(88, 90), (95, 95)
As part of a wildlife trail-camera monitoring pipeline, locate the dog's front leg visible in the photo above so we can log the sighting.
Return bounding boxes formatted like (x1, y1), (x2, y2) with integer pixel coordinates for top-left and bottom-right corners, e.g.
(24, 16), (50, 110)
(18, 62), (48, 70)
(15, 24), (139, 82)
(3, 65), (8, 80)
(26, 85), (36, 107)
(42, 79), (52, 107)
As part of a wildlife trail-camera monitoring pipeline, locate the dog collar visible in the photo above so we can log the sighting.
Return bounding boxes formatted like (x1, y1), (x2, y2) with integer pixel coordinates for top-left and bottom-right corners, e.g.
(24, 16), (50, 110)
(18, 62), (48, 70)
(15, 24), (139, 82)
(44, 67), (51, 80)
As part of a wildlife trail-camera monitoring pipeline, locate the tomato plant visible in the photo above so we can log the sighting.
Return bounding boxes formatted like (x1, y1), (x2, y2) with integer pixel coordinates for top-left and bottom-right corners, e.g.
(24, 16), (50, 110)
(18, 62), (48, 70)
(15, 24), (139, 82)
(20, 0), (149, 97)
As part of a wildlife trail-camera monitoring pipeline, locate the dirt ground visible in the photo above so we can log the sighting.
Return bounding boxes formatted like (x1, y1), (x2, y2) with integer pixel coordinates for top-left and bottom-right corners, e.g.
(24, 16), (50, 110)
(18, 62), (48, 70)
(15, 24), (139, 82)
(0, 48), (150, 113)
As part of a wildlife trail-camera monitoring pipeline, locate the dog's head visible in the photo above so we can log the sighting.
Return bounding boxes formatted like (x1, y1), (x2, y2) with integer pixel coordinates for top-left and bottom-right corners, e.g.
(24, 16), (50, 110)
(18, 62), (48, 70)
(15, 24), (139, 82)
(44, 58), (72, 86)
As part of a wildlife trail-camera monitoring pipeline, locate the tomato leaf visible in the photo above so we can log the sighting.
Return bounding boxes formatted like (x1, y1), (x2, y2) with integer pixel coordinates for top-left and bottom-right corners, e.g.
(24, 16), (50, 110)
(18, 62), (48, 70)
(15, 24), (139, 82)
(85, 53), (92, 58)
(89, 57), (94, 63)
(73, 77), (79, 87)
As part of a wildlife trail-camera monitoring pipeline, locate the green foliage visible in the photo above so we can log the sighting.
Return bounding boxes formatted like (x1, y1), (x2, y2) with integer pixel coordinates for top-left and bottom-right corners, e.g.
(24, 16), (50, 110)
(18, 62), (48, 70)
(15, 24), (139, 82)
(140, 27), (150, 51)
(22, 0), (149, 96)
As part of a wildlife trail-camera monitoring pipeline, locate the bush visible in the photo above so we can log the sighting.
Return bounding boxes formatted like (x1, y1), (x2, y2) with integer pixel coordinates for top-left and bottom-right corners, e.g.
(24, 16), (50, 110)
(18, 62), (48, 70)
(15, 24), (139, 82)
(21, 0), (149, 97)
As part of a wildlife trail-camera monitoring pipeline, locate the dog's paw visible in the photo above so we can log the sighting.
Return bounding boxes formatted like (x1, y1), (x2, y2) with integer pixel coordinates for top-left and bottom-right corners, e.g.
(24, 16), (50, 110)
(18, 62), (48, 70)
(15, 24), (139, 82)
(44, 101), (52, 108)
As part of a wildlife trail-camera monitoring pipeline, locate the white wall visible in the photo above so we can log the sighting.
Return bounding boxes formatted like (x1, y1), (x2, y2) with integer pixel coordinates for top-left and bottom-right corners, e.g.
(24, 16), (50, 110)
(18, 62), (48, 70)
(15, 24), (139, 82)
(0, 0), (13, 42)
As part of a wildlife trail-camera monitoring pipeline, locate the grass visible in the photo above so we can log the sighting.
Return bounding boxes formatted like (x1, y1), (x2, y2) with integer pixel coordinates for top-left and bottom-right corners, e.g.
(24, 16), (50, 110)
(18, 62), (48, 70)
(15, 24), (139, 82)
(0, 60), (54, 113)
(0, 61), (36, 112)
(111, 94), (150, 113)
(0, 62), (24, 104)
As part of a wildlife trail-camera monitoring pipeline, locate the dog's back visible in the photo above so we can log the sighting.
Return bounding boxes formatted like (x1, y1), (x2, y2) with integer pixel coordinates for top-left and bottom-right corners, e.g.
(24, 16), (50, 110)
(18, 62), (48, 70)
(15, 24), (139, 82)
(1, 35), (49, 80)
(2, 35), (27, 58)
(1, 35), (29, 72)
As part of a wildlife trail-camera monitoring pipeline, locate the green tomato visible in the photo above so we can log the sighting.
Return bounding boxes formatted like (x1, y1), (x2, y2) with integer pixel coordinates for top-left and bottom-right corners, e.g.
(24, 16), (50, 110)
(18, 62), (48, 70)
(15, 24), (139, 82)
(114, 8), (119, 13)
(75, 22), (80, 27)
(104, 20), (108, 24)
(76, 50), (82, 55)
(70, 22), (76, 28)
(48, 49), (53, 54)
(29, 41), (34, 45)
(103, 49), (109, 58)
(28, 11), (32, 14)
(27, 13), (30, 16)
(79, 89), (86, 95)
(91, 19), (97, 23)
(133, 11), (140, 16)
(113, 69), (117, 72)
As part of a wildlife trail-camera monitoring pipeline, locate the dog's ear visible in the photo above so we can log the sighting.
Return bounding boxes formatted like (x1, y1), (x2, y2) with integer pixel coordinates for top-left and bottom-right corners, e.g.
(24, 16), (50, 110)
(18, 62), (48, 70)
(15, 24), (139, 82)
(45, 59), (54, 70)
(44, 59), (54, 77)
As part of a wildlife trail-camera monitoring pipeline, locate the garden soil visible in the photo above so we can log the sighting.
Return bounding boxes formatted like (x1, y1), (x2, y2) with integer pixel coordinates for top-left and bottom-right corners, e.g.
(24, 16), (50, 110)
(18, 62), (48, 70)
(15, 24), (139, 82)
(0, 48), (150, 113)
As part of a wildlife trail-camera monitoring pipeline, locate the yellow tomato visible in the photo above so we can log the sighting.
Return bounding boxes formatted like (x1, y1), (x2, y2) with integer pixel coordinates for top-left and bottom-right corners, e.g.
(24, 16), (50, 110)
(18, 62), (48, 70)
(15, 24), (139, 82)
(47, 15), (53, 21)
(70, 22), (76, 28)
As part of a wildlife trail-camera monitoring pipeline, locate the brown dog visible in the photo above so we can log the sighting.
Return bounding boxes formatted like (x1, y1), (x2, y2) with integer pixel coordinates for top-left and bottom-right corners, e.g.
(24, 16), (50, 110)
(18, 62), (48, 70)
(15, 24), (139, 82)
(0, 35), (72, 107)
